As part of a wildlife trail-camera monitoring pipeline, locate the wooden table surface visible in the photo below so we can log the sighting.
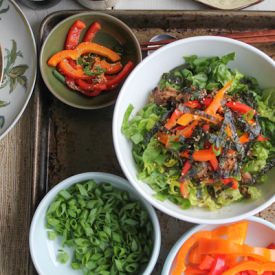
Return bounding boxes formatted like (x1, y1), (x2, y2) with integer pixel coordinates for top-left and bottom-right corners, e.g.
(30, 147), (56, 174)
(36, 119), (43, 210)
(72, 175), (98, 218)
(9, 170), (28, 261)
(0, 1), (274, 274)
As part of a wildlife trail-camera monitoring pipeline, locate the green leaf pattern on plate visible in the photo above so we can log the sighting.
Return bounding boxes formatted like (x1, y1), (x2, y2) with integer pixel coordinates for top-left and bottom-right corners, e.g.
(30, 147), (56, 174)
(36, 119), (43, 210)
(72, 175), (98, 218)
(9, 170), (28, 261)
(0, 0), (9, 19)
(0, 40), (29, 128)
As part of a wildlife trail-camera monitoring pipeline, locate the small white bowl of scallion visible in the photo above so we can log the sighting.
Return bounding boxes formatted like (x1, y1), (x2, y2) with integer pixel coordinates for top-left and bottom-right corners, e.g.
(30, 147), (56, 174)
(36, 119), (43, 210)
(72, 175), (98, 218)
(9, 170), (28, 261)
(29, 172), (161, 275)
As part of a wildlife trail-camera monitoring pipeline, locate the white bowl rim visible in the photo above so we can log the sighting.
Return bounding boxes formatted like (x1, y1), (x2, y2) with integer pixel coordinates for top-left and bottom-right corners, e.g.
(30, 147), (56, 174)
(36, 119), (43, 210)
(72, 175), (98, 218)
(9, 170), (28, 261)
(113, 35), (275, 225)
(161, 216), (275, 275)
(29, 172), (161, 275)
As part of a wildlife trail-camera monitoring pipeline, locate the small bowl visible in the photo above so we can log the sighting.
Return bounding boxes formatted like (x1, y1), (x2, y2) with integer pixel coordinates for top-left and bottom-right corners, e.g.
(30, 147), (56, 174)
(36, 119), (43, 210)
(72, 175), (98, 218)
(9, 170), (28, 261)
(162, 216), (275, 275)
(40, 12), (141, 109)
(113, 36), (275, 224)
(29, 172), (161, 275)
(76, 0), (119, 10)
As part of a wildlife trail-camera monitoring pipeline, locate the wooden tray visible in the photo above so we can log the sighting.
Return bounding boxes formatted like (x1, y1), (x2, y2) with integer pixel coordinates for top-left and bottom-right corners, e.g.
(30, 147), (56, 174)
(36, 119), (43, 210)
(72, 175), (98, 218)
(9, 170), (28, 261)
(31, 10), (275, 274)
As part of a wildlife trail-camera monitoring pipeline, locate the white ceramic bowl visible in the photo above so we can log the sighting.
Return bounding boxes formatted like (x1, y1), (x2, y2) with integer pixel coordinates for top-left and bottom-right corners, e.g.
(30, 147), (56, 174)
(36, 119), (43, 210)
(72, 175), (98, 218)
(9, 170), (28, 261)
(161, 216), (275, 275)
(113, 36), (275, 224)
(29, 172), (161, 275)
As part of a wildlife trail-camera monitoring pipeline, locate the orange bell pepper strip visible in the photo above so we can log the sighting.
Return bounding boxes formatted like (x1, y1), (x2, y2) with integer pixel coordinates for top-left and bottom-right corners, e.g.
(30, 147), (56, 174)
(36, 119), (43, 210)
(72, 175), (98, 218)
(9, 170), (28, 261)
(197, 238), (275, 262)
(179, 181), (189, 198)
(165, 109), (183, 130)
(58, 59), (90, 80)
(177, 113), (195, 126)
(222, 261), (275, 275)
(171, 231), (211, 275)
(206, 81), (232, 115)
(239, 133), (250, 144)
(93, 58), (123, 75)
(157, 132), (169, 146)
(76, 42), (121, 62)
(177, 120), (198, 138)
(192, 149), (216, 162)
(209, 156), (219, 171)
(185, 266), (208, 275)
(48, 42), (121, 67)
(179, 150), (190, 158)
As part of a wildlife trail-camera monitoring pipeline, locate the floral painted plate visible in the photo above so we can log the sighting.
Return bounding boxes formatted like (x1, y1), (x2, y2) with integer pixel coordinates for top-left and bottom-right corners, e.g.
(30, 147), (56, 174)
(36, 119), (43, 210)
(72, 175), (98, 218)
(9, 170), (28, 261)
(194, 0), (263, 10)
(0, 0), (36, 140)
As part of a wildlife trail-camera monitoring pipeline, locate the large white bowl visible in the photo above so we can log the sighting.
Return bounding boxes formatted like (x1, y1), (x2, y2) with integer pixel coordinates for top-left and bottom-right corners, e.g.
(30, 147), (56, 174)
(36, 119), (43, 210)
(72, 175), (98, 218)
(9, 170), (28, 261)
(162, 216), (275, 275)
(113, 36), (275, 224)
(29, 172), (161, 275)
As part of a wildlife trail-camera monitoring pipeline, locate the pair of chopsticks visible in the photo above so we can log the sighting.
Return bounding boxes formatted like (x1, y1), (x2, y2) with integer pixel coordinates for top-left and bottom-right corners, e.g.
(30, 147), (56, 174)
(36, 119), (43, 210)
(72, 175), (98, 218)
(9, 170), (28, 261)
(140, 29), (275, 52)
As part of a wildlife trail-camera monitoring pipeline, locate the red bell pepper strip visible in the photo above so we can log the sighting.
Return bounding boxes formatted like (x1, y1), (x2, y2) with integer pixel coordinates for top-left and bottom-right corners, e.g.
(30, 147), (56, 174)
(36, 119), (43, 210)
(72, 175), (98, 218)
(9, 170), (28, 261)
(106, 61), (134, 89)
(65, 20), (86, 50)
(184, 100), (202, 109)
(58, 59), (90, 80)
(75, 79), (107, 93)
(202, 124), (210, 132)
(93, 58), (123, 75)
(179, 150), (190, 158)
(185, 266), (207, 275)
(83, 21), (101, 42)
(165, 109), (182, 130)
(156, 132), (169, 147)
(181, 160), (191, 176)
(208, 256), (227, 275)
(257, 134), (269, 142)
(178, 120), (198, 138)
(226, 101), (255, 115)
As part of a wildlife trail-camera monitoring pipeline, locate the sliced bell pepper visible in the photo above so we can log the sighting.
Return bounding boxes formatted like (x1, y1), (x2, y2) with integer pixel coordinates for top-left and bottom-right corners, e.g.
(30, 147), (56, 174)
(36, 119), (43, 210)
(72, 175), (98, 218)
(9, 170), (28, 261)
(106, 61), (134, 89)
(179, 181), (189, 198)
(177, 120), (198, 138)
(184, 100), (202, 109)
(76, 42), (121, 62)
(83, 21), (101, 42)
(197, 238), (275, 262)
(171, 231), (211, 275)
(177, 113), (195, 126)
(65, 20), (86, 50)
(201, 96), (213, 107)
(165, 109), (183, 130)
(156, 132), (169, 146)
(181, 160), (191, 176)
(93, 58), (123, 75)
(226, 101), (255, 115)
(75, 79), (107, 93)
(48, 42), (121, 67)
(239, 133), (250, 144)
(222, 261), (275, 275)
(185, 266), (207, 275)
(206, 81), (232, 115)
(199, 255), (215, 270)
(58, 59), (90, 80)
(202, 124), (210, 132)
(193, 149), (216, 162)
(257, 135), (269, 142)
(208, 255), (227, 275)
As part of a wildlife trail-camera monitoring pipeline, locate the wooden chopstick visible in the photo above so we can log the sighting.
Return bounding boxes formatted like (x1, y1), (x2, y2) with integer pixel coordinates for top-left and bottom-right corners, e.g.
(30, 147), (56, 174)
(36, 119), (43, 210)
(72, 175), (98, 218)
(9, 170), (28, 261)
(141, 30), (275, 52)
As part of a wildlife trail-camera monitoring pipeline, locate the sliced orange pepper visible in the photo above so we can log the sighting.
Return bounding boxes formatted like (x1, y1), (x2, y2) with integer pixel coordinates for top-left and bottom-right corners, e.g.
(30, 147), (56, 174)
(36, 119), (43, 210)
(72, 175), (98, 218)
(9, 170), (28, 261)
(171, 231), (211, 275)
(193, 149), (216, 162)
(206, 81), (232, 115)
(165, 109), (183, 130)
(76, 42), (121, 62)
(58, 59), (90, 79)
(177, 113), (195, 126)
(93, 57), (123, 75)
(225, 124), (233, 139)
(177, 120), (198, 138)
(197, 238), (275, 262)
(179, 181), (189, 198)
(222, 261), (275, 275)
(48, 42), (121, 67)
(185, 266), (208, 275)
(239, 133), (250, 144)
(179, 150), (190, 158)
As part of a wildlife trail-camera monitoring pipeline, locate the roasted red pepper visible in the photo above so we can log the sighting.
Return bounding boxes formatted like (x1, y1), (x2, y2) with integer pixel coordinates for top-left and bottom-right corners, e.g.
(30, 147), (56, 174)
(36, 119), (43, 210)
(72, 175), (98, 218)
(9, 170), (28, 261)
(106, 61), (134, 89)
(226, 101), (255, 115)
(83, 21), (101, 42)
(65, 20), (86, 50)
